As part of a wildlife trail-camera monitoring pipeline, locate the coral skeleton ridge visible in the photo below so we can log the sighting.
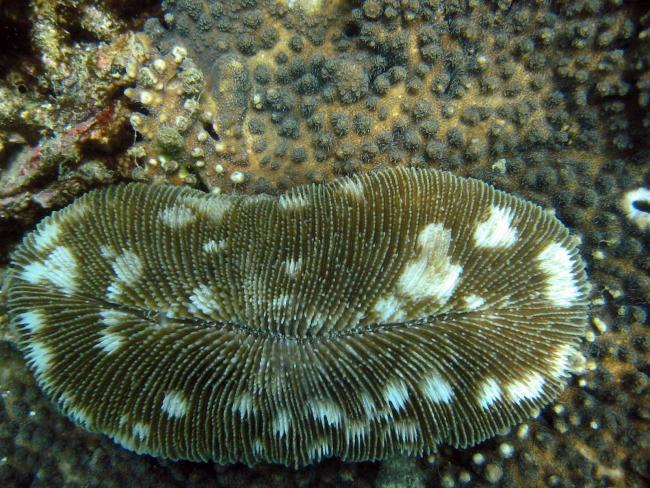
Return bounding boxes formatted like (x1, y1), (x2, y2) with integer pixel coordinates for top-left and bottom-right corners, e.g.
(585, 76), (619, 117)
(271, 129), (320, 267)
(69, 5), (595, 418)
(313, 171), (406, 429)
(7, 167), (589, 467)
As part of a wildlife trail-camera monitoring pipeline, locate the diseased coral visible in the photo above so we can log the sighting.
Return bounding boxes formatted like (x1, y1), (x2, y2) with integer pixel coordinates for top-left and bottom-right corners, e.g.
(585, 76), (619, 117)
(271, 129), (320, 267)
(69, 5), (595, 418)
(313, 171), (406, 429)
(7, 168), (589, 467)
(0, 0), (648, 487)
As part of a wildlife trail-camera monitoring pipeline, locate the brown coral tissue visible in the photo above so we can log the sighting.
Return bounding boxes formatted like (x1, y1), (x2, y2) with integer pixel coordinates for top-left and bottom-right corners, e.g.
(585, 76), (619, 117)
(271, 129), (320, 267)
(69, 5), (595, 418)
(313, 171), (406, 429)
(7, 167), (589, 467)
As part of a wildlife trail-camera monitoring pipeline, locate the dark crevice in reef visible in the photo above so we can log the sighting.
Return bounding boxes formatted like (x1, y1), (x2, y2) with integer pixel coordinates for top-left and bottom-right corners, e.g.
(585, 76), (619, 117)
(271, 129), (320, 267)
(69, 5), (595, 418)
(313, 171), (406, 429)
(0, 0), (33, 77)
(632, 199), (650, 213)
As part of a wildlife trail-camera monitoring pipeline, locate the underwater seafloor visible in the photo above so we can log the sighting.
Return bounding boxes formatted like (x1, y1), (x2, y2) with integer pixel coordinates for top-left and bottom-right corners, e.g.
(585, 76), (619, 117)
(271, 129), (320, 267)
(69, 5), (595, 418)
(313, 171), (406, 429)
(0, 0), (648, 487)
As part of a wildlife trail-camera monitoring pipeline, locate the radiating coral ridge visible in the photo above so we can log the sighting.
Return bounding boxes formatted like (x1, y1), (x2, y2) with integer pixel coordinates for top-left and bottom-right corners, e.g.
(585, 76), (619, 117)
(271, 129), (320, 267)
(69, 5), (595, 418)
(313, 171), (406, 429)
(7, 167), (589, 467)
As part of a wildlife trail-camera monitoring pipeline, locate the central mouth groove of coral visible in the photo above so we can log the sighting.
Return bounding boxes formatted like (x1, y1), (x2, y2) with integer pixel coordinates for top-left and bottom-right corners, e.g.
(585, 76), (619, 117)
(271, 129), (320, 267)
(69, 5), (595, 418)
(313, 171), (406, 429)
(99, 295), (459, 343)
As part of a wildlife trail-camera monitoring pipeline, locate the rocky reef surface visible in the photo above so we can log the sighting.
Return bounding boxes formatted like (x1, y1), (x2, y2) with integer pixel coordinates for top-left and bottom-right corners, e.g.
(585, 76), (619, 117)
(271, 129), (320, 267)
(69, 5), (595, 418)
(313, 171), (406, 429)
(0, 1), (648, 487)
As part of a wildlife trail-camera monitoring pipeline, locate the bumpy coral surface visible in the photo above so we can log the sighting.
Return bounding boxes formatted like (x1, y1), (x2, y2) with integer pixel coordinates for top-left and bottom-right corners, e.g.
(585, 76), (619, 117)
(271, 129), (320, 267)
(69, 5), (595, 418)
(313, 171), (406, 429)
(117, 0), (647, 200)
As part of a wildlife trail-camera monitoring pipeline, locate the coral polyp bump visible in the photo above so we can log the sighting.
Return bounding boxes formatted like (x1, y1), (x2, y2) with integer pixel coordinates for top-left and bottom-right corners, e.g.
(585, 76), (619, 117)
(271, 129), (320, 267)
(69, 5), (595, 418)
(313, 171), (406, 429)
(7, 167), (589, 467)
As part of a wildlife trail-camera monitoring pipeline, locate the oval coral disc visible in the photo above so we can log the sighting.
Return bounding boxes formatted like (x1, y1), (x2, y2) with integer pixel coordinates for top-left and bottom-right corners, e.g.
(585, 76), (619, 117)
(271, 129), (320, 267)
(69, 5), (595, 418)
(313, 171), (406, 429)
(7, 167), (589, 467)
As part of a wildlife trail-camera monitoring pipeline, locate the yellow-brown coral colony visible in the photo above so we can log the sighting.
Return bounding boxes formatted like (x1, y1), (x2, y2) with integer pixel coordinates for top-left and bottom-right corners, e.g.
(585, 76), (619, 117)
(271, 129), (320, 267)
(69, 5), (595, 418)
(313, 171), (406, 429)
(8, 168), (588, 467)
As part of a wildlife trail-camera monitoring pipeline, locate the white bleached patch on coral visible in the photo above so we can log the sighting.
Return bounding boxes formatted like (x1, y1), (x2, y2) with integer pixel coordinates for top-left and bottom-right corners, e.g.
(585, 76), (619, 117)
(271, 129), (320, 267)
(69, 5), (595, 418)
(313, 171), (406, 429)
(99, 245), (116, 259)
(231, 393), (256, 419)
(202, 239), (227, 253)
(189, 284), (221, 315)
(159, 205), (195, 228)
(374, 408), (396, 423)
(283, 258), (302, 278)
(477, 378), (502, 410)
(337, 178), (365, 199)
(307, 438), (331, 461)
(96, 330), (122, 355)
(60, 393), (93, 428)
(392, 420), (419, 443)
(161, 391), (189, 419)
(307, 399), (343, 427)
(16, 310), (46, 334)
(106, 282), (125, 302)
(397, 223), (462, 304)
(252, 439), (265, 455)
(99, 309), (130, 327)
(620, 187), (650, 231)
(110, 426), (137, 451)
(32, 218), (62, 252)
(273, 409), (292, 438)
(351, 310), (366, 326)
(111, 250), (142, 285)
(359, 391), (377, 418)
(549, 343), (581, 379)
(70, 406), (92, 429)
(161, 307), (178, 323)
(419, 372), (454, 404)
(278, 192), (309, 211)
(463, 294), (486, 311)
(474, 205), (518, 248)
(21, 246), (78, 295)
(25, 342), (52, 376)
(182, 195), (232, 223)
(383, 379), (410, 412)
(271, 294), (290, 309)
(69, 405), (93, 428)
(505, 372), (545, 404)
(372, 294), (406, 322)
(345, 420), (369, 445)
(536, 242), (580, 308)
(133, 422), (150, 441)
